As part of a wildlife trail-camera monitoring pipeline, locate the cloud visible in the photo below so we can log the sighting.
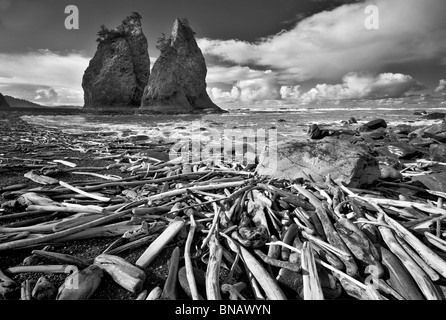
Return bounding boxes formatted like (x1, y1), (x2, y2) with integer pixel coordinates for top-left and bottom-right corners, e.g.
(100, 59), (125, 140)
(207, 87), (239, 102)
(35, 88), (58, 103)
(207, 65), (273, 84)
(207, 72), (423, 105)
(235, 75), (281, 102)
(280, 86), (301, 99)
(435, 79), (446, 93)
(0, 49), (90, 105)
(207, 70), (284, 102)
(300, 72), (424, 102)
(198, 0), (446, 82)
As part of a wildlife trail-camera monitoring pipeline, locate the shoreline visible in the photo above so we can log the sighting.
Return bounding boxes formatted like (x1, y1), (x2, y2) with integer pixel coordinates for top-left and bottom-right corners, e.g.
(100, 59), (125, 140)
(1, 111), (446, 301)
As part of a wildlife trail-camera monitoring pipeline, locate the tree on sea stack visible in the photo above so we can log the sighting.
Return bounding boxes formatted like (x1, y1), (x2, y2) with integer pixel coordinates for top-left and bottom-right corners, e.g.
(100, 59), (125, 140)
(82, 12), (151, 110)
(140, 18), (223, 114)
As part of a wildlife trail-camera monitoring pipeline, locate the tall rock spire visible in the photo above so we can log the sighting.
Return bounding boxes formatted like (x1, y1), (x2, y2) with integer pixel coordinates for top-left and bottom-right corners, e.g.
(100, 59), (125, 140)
(140, 18), (222, 114)
(82, 13), (151, 110)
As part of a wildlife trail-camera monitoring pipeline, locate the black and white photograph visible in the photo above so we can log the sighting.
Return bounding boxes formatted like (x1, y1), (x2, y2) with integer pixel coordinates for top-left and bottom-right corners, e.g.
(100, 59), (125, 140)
(0, 0), (446, 308)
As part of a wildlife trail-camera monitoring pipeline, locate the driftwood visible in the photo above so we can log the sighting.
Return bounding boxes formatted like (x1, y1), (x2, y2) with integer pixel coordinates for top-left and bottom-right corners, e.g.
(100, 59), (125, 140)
(160, 246), (181, 300)
(56, 265), (103, 300)
(136, 218), (185, 269)
(3, 117), (446, 302)
(94, 254), (146, 294)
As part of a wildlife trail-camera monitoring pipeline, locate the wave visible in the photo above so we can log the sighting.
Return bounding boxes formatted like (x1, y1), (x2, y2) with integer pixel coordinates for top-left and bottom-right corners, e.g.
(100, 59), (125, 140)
(227, 107), (446, 113)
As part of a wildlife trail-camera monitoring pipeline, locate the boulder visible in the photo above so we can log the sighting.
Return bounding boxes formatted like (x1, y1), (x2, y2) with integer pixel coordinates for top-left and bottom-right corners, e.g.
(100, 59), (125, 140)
(375, 142), (422, 159)
(82, 13), (151, 110)
(140, 18), (222, 114)
(256, 138), (380, 188)
(0, 93), (10, 109)
(307, 124), (330, 140)
(409, 123), (446, 143)
(393, 124), (413, 135)
(379, 165), (403, 181)
(409, 137), (435, 148)
(359, 119), (387, 132)
(360, 127), (387, 141)
(422, 113), (446, 120)
(412, 173), (446, 193)
(429, 144), (446, 162)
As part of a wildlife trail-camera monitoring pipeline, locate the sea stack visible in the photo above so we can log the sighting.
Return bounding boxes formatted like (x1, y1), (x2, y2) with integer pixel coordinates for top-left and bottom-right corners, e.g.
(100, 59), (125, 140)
(140, 18), (222, 114)
(82, 13), (151, 110)
(0, 93), (11, 109)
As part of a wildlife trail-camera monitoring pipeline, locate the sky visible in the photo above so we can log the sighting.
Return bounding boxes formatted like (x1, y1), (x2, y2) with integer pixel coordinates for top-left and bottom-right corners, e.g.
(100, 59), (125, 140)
(0, 0), (445, 107)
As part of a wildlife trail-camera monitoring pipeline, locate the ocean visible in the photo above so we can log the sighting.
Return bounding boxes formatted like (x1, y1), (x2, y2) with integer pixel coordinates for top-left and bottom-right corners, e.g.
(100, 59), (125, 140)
(22, 102), (446, 142)
(19, 102), (446, 165)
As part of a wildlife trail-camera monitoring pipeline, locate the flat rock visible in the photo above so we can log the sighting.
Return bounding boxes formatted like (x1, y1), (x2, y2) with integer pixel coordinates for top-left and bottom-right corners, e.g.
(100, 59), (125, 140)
(360, 127), (387, 140)
(393, 124), (413, 135)
(359, 119), (387, 132)
(375, 142), (422, 159)
(256, 138), (380, 188)
(413, 173), (446, 193)
(409, 137), (435, 148)
(422, 113), (446, 120)
(410, 123), (446, 143)
(429, 144), (446, 162)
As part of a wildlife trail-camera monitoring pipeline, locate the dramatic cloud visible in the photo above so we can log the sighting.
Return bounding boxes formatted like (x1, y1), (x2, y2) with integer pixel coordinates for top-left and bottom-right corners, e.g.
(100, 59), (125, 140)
(208, 72), (423, 105)
(207, 71), (282, 102)
(300, 73), (423, 102)
(207, 66), (273, 84)
(280, 86), (301, 99)
(198, 0), (446, 82)
(435, 79), (446, 93)
(35, 88), (58, 103)
(0, 49), (90, 105)
(233, 76), (281, 102)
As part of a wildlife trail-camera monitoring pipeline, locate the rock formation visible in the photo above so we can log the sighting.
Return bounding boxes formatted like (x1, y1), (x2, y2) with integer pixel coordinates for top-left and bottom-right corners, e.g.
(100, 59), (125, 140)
(413, 173), (446, 193)
(140, 18), (222, 114)
(256, 138), (381, 188)
(375, 142), (422, 160)
(358, 119), (387, 132)
(0, 93), (10, 109)
(82, 13), (151, 110)
(410, 122), (446, 143)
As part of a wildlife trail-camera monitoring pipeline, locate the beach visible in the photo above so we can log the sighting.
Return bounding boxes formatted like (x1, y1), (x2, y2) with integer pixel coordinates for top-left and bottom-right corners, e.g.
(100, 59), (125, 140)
(1, 107), (446, 301)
